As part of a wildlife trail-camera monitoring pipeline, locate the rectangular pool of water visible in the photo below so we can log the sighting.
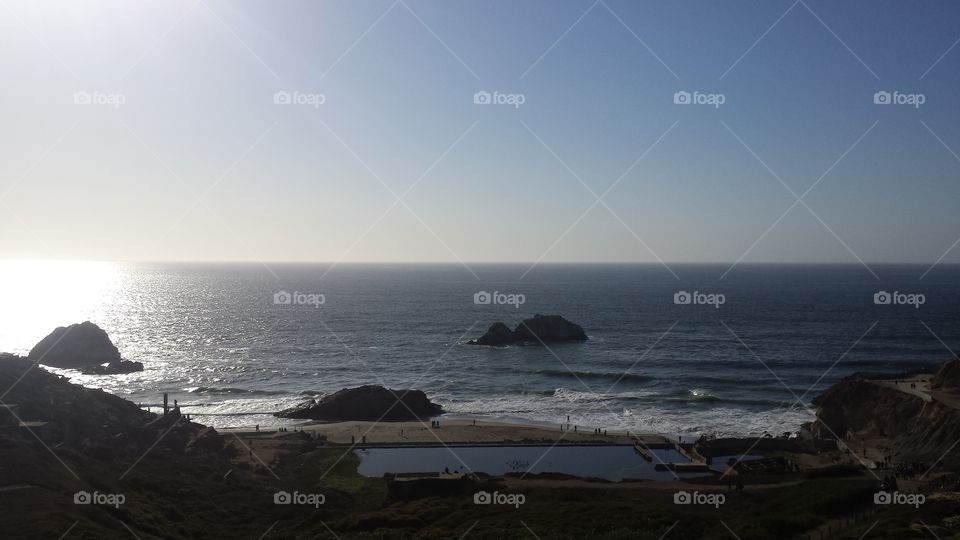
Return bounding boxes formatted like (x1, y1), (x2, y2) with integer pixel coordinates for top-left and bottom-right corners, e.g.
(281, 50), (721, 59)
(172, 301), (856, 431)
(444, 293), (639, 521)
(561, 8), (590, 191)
(355, 445), (706, 481)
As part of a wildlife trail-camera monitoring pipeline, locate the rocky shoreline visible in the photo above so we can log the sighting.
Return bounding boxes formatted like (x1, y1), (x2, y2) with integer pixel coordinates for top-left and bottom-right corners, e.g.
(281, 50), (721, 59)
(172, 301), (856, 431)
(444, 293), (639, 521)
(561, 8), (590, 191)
(3, 327), (960, 539)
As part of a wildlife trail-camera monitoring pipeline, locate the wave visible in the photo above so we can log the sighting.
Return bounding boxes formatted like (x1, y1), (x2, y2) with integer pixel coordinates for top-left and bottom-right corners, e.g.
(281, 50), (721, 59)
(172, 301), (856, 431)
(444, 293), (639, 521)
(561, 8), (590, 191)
(551, 388), (619, 403)
(442, 393), (815, 438)
(684, 357), (937, 372)
(530, 369), (654, 383)
(185, 386), (288, 396)
(546, 387), (798, 409)
(653, 394), (802, 409)
(187, 411), (273, 416)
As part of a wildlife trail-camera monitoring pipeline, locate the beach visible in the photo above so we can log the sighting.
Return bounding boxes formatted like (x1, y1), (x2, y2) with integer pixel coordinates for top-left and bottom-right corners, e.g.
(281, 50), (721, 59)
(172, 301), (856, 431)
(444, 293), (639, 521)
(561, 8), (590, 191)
(234, 418), (668, 446)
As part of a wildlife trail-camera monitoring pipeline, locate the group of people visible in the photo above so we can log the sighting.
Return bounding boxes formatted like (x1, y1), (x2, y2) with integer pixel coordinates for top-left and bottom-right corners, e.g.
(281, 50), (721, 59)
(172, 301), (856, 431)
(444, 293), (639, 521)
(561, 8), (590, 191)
(879, 474), (900, 493)
(254, 424), (300, 433)
(558, 416), (609, 435)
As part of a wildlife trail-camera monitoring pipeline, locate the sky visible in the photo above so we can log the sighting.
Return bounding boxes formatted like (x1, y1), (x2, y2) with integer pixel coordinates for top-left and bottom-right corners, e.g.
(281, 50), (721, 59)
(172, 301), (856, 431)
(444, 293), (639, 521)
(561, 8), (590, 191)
(2, 0), (960, 265)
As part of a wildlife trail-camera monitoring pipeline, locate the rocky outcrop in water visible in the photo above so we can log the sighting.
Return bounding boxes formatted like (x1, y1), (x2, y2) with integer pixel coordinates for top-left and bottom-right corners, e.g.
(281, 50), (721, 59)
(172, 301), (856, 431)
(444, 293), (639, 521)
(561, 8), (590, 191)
(275, 385), (443, 421)
(472, 322), (515, 346)
(28, 321), (142, 374)
(467, 314), (587, 345)
(81, 360), (145, 375)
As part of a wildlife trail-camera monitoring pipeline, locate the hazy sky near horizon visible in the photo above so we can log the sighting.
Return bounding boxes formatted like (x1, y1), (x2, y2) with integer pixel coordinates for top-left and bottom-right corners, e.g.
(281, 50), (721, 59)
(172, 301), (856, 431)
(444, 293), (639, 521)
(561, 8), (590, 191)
(2, 0), (960, 266)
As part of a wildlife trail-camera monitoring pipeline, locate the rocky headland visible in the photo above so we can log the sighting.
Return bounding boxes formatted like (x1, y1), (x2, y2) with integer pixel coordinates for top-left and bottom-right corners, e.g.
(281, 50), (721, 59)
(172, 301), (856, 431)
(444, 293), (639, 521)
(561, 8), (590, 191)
(810, 357), (960, 464)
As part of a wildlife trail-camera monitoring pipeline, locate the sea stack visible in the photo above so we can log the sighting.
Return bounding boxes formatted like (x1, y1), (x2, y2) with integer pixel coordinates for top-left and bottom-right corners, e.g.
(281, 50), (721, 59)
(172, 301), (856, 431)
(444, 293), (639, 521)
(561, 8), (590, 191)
(275, 385), (443, 421)
(467, 314), (588, 345)
(28, 321), (143, 374)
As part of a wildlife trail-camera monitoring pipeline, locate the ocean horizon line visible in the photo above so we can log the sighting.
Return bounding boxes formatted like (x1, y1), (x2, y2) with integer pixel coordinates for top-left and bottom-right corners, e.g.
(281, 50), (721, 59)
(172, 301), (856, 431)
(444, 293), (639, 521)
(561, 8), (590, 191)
(2, 258), (958, 268)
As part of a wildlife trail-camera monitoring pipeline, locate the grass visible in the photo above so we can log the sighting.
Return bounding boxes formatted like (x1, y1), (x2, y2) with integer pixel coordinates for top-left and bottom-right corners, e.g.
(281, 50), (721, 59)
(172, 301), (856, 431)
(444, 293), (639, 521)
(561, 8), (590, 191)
(279, 447), (389, 499)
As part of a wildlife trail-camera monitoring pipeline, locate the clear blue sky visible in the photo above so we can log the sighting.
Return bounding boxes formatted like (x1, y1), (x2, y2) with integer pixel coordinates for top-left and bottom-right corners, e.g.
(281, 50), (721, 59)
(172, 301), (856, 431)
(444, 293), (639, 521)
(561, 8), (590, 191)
(2, 0), (960, 264)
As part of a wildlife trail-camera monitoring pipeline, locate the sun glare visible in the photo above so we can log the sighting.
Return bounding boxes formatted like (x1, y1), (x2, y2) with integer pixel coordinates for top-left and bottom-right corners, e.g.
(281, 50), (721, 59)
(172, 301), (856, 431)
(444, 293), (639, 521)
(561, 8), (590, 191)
(0, 260), (121, 354)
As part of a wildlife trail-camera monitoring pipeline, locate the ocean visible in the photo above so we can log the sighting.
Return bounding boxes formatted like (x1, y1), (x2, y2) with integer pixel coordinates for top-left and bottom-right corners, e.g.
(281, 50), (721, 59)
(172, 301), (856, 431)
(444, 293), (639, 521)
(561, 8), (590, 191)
(1, 261), (957, 437)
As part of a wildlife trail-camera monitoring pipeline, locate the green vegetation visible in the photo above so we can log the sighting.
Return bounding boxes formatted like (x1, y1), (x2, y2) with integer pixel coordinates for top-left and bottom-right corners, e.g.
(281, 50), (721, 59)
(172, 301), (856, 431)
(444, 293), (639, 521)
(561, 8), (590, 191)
(262, 449), (891, 539)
